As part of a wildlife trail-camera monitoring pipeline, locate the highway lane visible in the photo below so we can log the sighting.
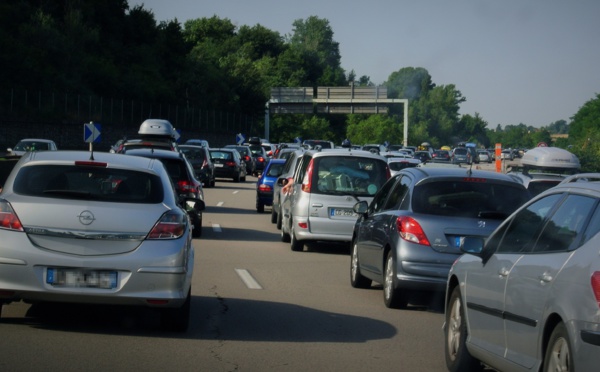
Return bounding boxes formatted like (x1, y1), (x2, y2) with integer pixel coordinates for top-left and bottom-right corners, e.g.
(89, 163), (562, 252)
(0, 176), (448, 371)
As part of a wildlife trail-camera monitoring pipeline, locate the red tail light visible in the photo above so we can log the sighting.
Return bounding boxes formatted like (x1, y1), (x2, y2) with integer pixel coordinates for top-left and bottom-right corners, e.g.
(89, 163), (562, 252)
(225, 161), (236, 167)
(0, 201), (24, 231)
(177, 180), (198, 193)
(257, 157), (265, 163)
(148, 211), (187, 239)
(301, 159), (315, 193)
(591, 272), (600, 308)
(244, 155), (251, 162)
(396, 216), (430, 246)
(258, 184), (272, 192)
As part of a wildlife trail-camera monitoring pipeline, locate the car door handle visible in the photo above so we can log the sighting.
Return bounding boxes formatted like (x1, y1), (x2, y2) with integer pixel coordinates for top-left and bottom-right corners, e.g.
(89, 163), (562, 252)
(311, 203), (323, 208)
(498, 268), (510, 277)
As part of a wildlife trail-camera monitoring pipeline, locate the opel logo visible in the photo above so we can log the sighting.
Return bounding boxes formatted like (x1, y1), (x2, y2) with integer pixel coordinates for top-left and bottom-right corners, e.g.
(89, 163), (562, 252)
(78, 210), (96, 225)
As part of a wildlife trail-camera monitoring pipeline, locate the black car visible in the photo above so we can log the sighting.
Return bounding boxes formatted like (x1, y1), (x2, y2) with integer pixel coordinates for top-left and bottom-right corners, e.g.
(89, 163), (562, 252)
(123, 148), (205, 238)
(179, 144), (216, 188)
(209, 148), (247, 182)
(225, 145), (256, 175)
(247, 144), (269, 175)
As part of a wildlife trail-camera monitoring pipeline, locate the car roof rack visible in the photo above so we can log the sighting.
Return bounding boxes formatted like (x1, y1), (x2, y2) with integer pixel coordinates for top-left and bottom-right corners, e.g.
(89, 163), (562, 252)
(560, 173), (600, 184)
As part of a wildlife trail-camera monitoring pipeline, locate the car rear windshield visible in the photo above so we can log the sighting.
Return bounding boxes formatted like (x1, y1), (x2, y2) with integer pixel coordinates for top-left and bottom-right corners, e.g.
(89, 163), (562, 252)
(211, 151), (233, 160)
(181, 147), (206, 161)
(412, 179), (529, 219)
(13, 165), (164, 203)
(311, 156), (388, 196)
(389, 162), (418, 171)
(453, 148), (468, 155)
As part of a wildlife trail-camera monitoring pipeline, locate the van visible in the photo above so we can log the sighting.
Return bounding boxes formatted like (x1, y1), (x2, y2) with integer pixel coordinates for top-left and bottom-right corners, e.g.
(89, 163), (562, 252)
(279, 148), (390, 251)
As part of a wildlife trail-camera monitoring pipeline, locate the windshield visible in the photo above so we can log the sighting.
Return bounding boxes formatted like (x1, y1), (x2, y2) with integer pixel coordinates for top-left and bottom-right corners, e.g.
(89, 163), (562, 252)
(311, 156), (388, 196)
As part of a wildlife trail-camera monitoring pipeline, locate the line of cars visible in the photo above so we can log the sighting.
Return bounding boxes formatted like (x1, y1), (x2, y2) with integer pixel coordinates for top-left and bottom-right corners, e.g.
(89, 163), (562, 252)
(262, 140), (600, 369)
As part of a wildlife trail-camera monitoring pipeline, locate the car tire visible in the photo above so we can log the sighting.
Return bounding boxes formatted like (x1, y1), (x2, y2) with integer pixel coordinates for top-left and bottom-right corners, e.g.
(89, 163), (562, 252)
(350, 242), (372, 289)
(210, 177), (216, 188)
(271, 208), (277, 223)
(161, 287), (191, 332)
(290, 226), (303, 252)
(241, 173), (246, 182)
(192, 215), (202, 238)
(383, 252), (407, 309)
(276, 210), (283, 230)
(257, 203), (264, 213)
(233, 171), (240, 183)
(445, 286), (481, 372)
(543, 322), (572, 372)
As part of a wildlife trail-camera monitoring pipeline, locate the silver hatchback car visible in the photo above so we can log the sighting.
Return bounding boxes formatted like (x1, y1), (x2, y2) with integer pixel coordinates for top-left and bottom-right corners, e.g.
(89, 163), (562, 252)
(445, 173), (600, 371)
(0, 151), (203, 331)
(280, 148), (390, 251)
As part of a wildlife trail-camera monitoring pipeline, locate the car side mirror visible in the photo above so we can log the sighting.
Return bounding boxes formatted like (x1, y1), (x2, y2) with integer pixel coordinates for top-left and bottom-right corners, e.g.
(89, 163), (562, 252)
(181, 197), (205, 211)
(353, 200), (369, 216)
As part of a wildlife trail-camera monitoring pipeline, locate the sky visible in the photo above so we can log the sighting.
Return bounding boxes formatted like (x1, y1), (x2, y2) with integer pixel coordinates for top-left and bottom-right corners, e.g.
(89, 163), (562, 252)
(129, 0), (600, 128)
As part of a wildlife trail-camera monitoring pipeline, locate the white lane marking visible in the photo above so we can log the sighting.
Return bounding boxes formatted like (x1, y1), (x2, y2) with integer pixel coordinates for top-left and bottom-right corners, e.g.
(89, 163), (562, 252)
(235, 269), (263, 290)
(217, 201), (224, 206)
(233, 191), (239, 194)
(212, 224), (222, 232)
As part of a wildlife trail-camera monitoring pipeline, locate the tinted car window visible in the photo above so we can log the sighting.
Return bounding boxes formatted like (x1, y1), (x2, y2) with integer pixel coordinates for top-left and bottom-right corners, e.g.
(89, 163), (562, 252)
(533, 194), (596, 252)
(369, 176), (398, 214)
(582, 205), (600, 244)
(210, 151), (233, 160)
(496, 193), (563, 253)
(13, 165), (163, 203)
(180, 147), (206, 161)
(411, 179), (530, 219)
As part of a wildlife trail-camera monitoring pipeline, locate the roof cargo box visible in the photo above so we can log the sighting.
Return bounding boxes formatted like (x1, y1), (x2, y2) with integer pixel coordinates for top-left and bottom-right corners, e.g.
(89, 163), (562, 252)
(138, 119), (175, 138)
(521, 147), (580, 170)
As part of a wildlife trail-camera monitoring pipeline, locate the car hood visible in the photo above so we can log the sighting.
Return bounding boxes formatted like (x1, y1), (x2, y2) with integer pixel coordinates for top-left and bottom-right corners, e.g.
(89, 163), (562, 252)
(9, 196), (172, 256)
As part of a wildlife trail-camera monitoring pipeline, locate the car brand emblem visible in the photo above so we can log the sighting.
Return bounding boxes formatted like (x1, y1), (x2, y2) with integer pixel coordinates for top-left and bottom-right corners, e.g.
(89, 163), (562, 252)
(478, 221), (486, 228)
(78, 210), (96, 225)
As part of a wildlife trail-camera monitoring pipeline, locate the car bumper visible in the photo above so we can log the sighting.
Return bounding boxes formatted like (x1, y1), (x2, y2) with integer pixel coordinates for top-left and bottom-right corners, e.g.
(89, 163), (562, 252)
(0, 231), (193, 308)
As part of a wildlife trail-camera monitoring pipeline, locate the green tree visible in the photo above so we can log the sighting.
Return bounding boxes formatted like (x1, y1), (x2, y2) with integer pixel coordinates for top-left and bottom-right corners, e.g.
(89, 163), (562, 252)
(567, 93), (600, 172)
(346, 114), (403, 145)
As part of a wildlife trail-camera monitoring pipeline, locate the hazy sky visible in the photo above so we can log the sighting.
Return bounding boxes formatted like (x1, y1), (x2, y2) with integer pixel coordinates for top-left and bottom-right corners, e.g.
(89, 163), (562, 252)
(130, 0), (599, 128)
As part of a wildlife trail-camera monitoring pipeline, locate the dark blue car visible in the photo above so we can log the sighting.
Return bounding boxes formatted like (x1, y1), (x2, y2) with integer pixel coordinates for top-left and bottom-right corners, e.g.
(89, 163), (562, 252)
(256, 159), (286, 213)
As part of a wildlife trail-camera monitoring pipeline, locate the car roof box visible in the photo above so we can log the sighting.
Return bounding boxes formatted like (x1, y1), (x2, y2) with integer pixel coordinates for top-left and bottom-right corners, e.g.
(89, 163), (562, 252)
(521, 147), (580, 170)
(138, 119), (175, 138)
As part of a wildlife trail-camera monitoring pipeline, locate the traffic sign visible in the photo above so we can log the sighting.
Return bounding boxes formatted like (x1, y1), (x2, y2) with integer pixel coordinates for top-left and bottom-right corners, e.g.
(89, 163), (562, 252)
(84, 122), (101, 143)
(294, 137), (302, 144)
(174, 129), (181, 142)
(236, 133), (246, 145)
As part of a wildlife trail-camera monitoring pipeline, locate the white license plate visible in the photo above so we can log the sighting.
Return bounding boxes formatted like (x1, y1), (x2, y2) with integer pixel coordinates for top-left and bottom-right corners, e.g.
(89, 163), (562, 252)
(215, 164), (224, 167)
(46, 268), (118, 289)
(330, 208), (357, 217)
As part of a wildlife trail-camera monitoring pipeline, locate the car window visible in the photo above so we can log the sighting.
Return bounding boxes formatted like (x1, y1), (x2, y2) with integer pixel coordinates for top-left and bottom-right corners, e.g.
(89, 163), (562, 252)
(411, 180), (530, 219)
(13, 165), (164, 203)
(582, 205), (600, 245)
(382, 175), (410, 211)
(495, 193), (564, 253)
(312, 156), (388, 196)
(180, 148), (206, 161)
(533, 194), (597, 253)
(210, 151), (233, 160)
(267, 163), (285, 177)
(369, 176), (399, 214)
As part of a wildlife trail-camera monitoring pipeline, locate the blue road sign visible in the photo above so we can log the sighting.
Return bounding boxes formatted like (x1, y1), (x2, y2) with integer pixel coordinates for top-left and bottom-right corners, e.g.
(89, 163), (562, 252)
(236, 133), (246, 145)
(84, 122), (101, 143)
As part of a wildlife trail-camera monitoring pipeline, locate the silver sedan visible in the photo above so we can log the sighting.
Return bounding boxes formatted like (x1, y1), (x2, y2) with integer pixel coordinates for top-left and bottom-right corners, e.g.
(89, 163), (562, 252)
(0, 150), (203, 331)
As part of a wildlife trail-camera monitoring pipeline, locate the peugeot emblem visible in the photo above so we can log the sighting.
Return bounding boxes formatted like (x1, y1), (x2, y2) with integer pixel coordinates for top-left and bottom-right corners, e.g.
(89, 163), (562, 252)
(78, 210), (96, 225)
(478, 221), (486, 228)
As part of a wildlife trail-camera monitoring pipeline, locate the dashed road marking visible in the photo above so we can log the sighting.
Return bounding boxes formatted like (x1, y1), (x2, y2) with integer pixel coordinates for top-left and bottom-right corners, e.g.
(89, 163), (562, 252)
(212, 224), (222, 232)
(235, 269), (263, 289)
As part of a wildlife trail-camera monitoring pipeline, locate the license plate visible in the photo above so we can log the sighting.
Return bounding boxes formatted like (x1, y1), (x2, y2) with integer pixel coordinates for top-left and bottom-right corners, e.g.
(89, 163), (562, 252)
(46, 268), (118, 289)
(330, 208), (357, 217)
(215, 163), (224, 168)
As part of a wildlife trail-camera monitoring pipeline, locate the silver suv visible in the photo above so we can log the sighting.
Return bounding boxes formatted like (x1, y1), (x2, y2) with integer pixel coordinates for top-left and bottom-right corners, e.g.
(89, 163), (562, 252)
(280, 148), (390, 251)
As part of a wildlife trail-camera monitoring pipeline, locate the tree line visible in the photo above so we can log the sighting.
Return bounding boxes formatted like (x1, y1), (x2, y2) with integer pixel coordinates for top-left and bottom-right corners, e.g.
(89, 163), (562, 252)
(1, 0), (597, 170)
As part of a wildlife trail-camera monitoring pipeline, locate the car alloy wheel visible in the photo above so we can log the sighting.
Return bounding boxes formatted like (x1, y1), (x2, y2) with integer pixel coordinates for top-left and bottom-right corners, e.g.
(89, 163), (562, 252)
(445, 286), (481, 371)
(543, 322), (572, 372)
(383, 252), (407, 309)
(351, 242), (371, 288)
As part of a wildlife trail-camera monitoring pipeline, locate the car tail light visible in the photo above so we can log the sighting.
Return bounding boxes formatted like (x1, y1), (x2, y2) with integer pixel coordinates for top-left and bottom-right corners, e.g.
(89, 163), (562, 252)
(301, 160), (315, 193)
(591, 272), (600, 308)
(258, 184), (272, 192)
(177, 180), (198, 194)
(244, 155), (251, 162)
(298, 222), (308, 229)
(257, 157), (265, 163)
(148, 211), (187, 239)
(225, 161), (236, 167)
(396, 216), (430, 246)
(0, 201), (24, 231)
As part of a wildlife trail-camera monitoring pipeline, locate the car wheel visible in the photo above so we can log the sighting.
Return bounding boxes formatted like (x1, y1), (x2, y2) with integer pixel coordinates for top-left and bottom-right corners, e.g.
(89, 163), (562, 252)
(350, 242), (372, 289)
(192, 214), (202, 238)
(210, 176), (216, 188)
(271, 208), (277, 223)
(241, 172), (246, 182)
(383, 252), (407, 309)
(543, 322), (572, 372)
(445, 286), (481, 372)
(257, 203), (264, 213)
(290, 225), (303, 252)
(276, 210), (283, 230)
(161, 287), (191, 332)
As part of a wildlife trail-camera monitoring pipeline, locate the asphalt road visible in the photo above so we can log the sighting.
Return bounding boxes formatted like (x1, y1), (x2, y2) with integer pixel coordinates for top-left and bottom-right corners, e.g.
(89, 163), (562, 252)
(0, 174), (454, 371)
